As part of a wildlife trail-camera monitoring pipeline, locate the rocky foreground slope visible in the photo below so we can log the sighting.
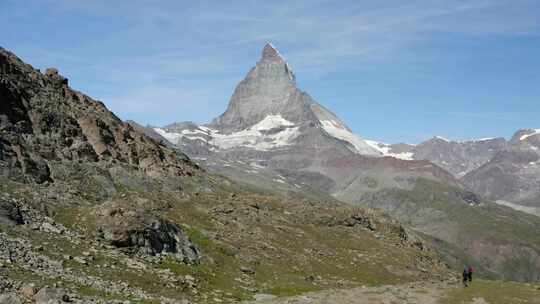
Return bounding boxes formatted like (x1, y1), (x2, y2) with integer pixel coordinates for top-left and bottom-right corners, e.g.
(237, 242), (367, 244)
(0, 47), (456, 303)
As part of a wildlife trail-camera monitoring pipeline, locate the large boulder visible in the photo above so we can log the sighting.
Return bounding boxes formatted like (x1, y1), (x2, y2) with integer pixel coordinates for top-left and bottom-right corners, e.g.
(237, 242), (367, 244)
(94, 200), (199, 264)
(0, 200), (23, 226)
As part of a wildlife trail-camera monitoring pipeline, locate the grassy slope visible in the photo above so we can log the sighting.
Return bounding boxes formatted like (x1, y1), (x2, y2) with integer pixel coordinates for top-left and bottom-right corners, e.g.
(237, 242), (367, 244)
(0, 166), (450, 303)
(356, 178), (540, 282)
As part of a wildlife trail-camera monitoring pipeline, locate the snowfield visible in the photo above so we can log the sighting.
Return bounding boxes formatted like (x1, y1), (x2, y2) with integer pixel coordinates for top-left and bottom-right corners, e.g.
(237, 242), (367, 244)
(154, 115), (300, 151)
(319, 120), (380, 156)
(364, 140), (414, 160)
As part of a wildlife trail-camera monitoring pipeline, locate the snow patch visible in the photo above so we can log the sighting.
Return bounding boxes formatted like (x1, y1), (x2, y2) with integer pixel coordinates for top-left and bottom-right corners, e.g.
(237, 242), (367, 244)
(273, 178), (286, 184)
(474, 137), (496, 142)
(154, 128), (184, 143)
(520, 129), (540, 141)
(156, 115), (300, 151)
(365, 140), (414, 160)
(320, 120), (379, 155)
(434, 136), (450, 142)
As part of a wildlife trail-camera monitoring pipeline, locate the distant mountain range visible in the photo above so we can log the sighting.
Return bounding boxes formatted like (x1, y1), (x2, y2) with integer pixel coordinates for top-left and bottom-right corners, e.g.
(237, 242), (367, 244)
(137, 43), (540, 281)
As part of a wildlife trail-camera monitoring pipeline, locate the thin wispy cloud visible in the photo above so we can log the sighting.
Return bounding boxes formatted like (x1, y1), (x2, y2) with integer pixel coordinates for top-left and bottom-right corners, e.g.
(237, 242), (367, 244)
(1, 0), (539, 143)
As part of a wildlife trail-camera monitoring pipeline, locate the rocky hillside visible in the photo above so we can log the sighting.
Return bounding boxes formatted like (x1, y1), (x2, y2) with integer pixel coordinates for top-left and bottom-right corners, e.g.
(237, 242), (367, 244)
(0, 47), (452, 303)
(0, 47), (199, 185)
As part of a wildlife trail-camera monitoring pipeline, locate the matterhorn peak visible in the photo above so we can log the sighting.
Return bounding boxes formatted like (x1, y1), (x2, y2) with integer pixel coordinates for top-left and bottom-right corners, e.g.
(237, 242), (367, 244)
(260, 42), (286, 63)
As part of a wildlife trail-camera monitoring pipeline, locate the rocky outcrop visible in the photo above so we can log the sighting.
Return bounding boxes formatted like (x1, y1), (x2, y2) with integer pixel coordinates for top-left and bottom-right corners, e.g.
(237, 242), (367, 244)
(0, 199), (23, 226)
(0, 47), (199, 185)
(94, 200), (199, 264)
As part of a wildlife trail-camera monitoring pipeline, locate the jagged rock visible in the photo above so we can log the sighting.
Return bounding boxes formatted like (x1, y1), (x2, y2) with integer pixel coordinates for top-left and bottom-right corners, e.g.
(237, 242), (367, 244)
(0, 200), (23, 226)
(94, 200), (199, 264)
(341, 214), (377, 231)
(44, 68), (68, 86)
(240, 266), (255, 275)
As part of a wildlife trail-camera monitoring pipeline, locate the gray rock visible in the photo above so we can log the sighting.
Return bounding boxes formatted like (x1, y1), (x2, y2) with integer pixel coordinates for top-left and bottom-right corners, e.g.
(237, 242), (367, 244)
(253, 294), (276, 301)
(34, 287), (68, 304)
(95, 200), (200, 264)
(240, 266), (255, 275)
(0, 293), (22, 304)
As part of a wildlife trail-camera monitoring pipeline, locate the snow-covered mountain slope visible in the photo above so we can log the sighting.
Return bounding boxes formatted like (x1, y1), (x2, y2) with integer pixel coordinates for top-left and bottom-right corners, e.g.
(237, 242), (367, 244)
(155, 115), (301, 151)
(158, 43), (380, 157)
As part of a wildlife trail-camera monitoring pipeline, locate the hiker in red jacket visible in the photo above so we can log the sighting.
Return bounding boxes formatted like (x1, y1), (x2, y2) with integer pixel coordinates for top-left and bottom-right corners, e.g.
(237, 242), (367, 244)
(467, 265), (474, 282)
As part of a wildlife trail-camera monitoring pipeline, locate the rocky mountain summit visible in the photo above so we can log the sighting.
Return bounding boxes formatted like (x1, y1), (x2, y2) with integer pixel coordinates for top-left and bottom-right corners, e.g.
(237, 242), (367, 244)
(155, 43), (380, 156)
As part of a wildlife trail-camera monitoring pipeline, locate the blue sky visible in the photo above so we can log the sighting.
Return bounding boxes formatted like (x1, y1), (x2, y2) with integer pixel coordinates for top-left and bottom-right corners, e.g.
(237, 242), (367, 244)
(1, 0), (539, 143)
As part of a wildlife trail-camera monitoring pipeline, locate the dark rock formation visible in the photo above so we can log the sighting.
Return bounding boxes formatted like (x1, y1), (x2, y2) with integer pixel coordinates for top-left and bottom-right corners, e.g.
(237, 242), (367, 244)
(0, 199), (23, 226)
(94, 200), (199, 264)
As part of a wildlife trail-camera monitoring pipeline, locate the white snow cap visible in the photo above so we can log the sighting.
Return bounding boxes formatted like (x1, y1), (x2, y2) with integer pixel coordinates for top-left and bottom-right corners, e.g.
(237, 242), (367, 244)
(434, 136), (450, 142)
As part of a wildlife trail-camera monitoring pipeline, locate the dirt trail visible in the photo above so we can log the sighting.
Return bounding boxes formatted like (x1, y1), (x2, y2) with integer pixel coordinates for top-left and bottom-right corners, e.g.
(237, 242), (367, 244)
(245, 282), (458, 304)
